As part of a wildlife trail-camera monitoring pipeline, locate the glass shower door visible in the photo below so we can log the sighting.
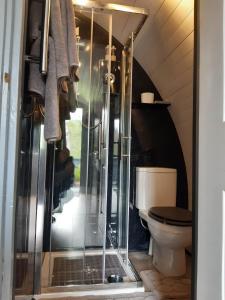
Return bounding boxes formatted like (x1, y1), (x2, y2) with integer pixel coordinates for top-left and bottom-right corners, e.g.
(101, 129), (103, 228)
(18, 8), (138, 293)
(41, 10), (97, 289)
(42, 9), (113, 289)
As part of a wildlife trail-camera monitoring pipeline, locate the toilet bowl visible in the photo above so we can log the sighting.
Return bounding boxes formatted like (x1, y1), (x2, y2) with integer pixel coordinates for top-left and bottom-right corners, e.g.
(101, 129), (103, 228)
(136, 167), (192, 277)
(139, 208), (192, 277)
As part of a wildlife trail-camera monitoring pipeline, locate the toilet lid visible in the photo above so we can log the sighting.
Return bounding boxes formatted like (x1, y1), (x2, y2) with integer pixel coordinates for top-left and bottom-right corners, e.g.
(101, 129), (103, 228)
(148, 207), (192, 226)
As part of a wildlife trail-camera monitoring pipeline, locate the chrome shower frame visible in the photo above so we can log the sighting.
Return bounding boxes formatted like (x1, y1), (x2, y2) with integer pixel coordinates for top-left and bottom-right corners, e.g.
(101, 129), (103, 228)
(0, 1), (148, 299)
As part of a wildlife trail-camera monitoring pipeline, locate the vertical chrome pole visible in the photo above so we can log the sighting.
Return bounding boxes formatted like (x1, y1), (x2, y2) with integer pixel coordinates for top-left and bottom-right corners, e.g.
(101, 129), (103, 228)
(118, 33), (134, 267)
(34, 125), (47, 294)
(48, 142), (56, 287)
(41, 0), (51, 75)
(28, 124), (40, 256)
(102, 13), (112, 284)
(27, 123), (41, 295)
(83, 7), (94, 281)
(125, 32), (134, 265)
(118, 49), (126, 253)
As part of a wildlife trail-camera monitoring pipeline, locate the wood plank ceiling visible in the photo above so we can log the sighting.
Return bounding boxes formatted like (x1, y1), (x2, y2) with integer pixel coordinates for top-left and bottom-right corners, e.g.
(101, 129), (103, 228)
(92, 0), (194, 210)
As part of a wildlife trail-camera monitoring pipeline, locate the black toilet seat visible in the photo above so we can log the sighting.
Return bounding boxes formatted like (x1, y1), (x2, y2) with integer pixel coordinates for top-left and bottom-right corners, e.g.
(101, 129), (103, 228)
(148, 207), (192, 226)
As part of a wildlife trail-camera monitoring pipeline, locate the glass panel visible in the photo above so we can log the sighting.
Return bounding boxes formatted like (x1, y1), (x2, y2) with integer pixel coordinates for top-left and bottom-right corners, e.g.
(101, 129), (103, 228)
(42, 9), (112, 287)
(83, 10), (112, 284)
(14, 118), (42, 295)
(42, 106), (85, 288)
(41, 11), (93, 288)
(107, 93), (121, 250)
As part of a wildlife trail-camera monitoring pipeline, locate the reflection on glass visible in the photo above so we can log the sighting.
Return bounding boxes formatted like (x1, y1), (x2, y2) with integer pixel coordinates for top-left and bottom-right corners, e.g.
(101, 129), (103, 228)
(14, 118), (41, 295)
(51, 109), (83, 249)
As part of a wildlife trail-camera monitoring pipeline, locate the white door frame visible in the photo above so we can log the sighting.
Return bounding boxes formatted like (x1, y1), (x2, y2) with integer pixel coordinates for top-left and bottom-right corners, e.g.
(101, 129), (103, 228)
(0, 0), (26, 299)
(196, 0), (225, 299)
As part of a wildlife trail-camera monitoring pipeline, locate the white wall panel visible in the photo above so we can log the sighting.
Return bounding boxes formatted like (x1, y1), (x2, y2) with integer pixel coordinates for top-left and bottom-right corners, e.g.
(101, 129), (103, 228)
(118, 14), (143, 44)
(134, 0), (194, 209)
(160, 0), (193, 38)
(154, 0), (182, 28)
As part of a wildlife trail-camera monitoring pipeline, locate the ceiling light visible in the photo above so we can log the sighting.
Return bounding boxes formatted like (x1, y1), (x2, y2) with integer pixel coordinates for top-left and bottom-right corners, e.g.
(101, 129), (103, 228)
(74, 0), (89, 6)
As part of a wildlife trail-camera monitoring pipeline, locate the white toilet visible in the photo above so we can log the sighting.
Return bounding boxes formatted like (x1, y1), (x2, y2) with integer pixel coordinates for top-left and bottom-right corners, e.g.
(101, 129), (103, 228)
(136, 167), (192, 277)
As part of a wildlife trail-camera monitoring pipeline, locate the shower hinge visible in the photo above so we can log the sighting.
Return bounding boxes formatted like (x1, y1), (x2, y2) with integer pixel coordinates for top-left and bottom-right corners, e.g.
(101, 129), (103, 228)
(24, 55), (40, 64)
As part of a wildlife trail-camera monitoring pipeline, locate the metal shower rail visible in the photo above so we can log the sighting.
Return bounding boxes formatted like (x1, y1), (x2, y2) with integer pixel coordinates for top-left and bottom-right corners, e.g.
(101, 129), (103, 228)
(72, 0), (149, 15)
(25, 0), (51, 75)
(41, 0), (51, 75)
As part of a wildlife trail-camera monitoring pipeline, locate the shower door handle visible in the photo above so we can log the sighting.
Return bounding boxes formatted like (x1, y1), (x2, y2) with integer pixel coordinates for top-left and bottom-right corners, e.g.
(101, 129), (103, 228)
(121, 136), (131, 158)
(98, 123), (102, 160)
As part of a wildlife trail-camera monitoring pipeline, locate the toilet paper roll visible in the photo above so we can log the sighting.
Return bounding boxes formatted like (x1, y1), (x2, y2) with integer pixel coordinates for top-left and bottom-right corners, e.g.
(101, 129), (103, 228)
(141, 92), (154, 103)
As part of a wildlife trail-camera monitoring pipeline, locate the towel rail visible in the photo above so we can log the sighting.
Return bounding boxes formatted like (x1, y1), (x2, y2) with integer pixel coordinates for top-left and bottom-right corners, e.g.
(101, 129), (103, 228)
(41, 0), (51, 75)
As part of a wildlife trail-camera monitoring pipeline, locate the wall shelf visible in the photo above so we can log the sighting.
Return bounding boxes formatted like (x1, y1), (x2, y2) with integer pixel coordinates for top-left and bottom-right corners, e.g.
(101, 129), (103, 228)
(132, 101), (171, 109)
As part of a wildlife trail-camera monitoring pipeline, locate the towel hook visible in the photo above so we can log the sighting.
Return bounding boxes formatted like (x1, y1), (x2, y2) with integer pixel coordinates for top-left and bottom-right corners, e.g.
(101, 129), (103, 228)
(22, 96), (45, 118)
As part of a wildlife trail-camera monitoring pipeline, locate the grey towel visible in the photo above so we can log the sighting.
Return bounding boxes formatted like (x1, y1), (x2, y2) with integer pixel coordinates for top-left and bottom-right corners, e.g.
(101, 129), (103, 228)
(61, 0), (79, 110)
(29, 1), (43, 41)
(51, 0), (79, 92)
(45, 37), (62, 142)
(28, 37), (62, 143)
(28, 38), (45, 98)
(64, 0), (79, 80)
(60, 0), (67, 40)
(50, 0), (70, 87)
(68, 82), (78, 112)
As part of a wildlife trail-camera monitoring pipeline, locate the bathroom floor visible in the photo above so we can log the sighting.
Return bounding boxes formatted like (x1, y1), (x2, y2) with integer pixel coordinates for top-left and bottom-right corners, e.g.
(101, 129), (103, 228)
(129, 251), (192, 300)
(15, 252), (192, 299)
(39, 252), (192, 300)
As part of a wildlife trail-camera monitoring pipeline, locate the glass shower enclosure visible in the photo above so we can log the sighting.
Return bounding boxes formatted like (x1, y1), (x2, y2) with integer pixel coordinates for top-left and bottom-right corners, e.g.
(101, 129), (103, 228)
(14, 7), (141, 298)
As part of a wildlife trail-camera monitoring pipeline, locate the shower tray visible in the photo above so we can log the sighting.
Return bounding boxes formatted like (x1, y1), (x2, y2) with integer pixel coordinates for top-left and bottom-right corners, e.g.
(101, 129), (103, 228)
(37, 250), (144, 298)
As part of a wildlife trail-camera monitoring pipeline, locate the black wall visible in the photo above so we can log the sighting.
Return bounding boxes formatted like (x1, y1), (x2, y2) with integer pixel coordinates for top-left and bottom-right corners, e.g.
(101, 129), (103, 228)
(129, 105), (188, 250)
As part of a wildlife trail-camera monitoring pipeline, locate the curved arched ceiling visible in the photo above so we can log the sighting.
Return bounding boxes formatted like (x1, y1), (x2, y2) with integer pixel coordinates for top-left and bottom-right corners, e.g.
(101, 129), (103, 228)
(91, 0), (194, 209)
